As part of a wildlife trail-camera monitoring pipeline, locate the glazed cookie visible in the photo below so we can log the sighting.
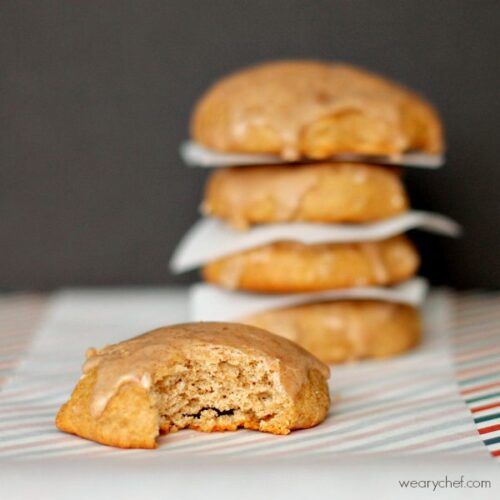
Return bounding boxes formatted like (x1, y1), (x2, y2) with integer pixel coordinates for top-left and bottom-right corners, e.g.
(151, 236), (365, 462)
(56, 322), (330, 449)
(203, 162), (408, 228)
(192, 60), (443, 160)
(242, 300), (421, 364)
(202, 235), (419, 293)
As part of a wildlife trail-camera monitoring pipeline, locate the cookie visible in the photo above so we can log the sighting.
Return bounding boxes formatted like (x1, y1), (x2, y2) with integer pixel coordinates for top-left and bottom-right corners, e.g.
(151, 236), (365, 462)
(242, 300), (421, 364)
(203, 162), (408, 229)
(56, 322), (330, 449)
(192, 60), (443, 160)
(202, 235), (419, 292)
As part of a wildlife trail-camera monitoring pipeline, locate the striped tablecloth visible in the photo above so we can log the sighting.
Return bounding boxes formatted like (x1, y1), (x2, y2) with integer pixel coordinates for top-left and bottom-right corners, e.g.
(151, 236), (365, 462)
(0, 288), (499, 462)
(451, 293), (500, 459)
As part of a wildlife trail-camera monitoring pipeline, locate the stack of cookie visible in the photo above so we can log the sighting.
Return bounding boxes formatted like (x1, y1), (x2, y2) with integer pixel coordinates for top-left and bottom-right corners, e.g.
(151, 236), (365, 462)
(171, 60), (458, 364)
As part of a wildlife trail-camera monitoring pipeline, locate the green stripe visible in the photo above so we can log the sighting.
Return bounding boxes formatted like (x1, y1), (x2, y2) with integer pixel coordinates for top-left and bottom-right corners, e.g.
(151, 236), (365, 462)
(455, 353), (500, 369)
(473, 412), (500, 424)
(453, 338), (499, 352)
(465, 391), (500, 404)
(483, 436), (500, 446)
(458, 372), (500, 386)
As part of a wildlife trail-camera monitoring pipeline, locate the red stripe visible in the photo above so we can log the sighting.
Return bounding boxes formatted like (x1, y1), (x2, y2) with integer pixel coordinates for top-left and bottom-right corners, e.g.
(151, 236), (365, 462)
(457, 361), (500, 378)
(267, 407), (472, 456)
(452, 330), (500, 346)
(0, 343), (30, 354)
(0, 436), (73, 453)
(0, 403), (58, 413)
(454, 298), (500, 315)
(337, 371), (448, 405)
(0, 421), (52, 432)
(454, 312), (500, 328)
(0, 360), (16, 370)
(333, 391), (456, 424)
(455, 345), (500, 363)
(460, 381), (500, 395)
(478, 424), (500, 435)
(471, 402), (500, 413)
(0, 329), (34, 338)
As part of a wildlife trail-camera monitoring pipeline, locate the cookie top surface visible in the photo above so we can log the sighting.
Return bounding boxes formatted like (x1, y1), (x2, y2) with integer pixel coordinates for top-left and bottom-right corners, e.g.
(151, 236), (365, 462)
(191, 60), (444, 159)
(84, 322), (330, 417)
(203, 162), (408, 228)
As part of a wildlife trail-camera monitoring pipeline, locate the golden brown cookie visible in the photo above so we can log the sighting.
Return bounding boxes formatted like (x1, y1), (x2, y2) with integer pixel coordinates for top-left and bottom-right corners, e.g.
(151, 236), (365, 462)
(192, 60), (444, 160)
(242, 300), (421, 364)
(56, 322), (330, 449)
(203, 162), (408, 228)
(202, 235), (419, 293)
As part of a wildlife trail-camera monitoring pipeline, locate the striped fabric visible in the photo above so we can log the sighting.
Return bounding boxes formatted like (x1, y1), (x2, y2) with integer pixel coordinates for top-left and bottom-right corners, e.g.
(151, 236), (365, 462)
(0, 294), (46, 391)
(451, 293), (500, 459)
(0, 289), (498, 461)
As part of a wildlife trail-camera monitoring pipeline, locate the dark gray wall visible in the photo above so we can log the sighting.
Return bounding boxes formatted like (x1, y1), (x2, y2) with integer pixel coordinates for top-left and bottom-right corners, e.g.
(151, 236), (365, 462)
(1, 1), (499, 290)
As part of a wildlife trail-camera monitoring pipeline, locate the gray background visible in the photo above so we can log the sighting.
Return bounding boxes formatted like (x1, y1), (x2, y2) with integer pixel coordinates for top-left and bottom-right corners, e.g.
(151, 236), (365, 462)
(1, 1), (499, 290)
